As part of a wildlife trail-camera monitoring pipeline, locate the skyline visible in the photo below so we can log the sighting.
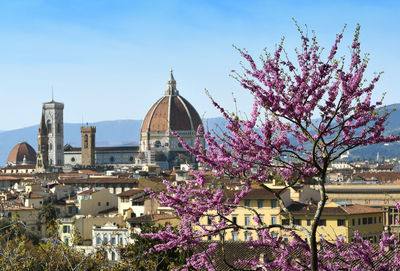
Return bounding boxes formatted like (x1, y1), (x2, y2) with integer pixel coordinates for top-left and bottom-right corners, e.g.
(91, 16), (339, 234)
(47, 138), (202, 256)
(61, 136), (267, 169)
(0, 0), (399, 130)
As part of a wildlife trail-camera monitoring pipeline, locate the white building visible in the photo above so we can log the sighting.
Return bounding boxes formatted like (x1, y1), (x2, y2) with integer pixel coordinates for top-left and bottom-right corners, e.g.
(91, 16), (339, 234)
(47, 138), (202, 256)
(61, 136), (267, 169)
(92, 222), (129, 262)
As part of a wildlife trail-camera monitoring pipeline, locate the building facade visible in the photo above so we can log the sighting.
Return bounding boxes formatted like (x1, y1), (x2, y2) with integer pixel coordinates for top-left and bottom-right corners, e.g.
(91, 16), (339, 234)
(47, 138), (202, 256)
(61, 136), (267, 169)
(138, 70), (203, 170)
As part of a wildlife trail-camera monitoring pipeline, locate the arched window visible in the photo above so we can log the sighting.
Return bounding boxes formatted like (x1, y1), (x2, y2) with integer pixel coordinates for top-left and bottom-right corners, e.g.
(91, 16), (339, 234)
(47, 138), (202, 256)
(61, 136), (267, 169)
(154, 141), (161, 147)
(111, 251), (115, 261)
(71, 157), (75, 162)
(46, 120), (51, 132)
(84, 135), (88, 148)
(129, 156), (134, 162)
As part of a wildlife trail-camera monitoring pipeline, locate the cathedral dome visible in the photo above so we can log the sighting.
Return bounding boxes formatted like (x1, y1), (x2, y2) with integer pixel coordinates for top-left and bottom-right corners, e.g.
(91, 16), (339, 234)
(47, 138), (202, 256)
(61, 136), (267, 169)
(141, 70), (202, 133)
(7, 142), (37, 165)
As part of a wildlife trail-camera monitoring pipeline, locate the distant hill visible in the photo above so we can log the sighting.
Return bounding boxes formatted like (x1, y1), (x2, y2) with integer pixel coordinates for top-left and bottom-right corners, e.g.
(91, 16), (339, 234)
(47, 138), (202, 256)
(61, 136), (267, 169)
(1, 104), (399, 165)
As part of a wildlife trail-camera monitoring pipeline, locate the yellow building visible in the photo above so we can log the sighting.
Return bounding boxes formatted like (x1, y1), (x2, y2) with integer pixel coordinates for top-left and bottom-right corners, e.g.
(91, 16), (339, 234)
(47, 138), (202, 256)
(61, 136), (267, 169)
(281, 201), (384, 243)
(199, 188), (291, 242)
(198, 188), (384, 244)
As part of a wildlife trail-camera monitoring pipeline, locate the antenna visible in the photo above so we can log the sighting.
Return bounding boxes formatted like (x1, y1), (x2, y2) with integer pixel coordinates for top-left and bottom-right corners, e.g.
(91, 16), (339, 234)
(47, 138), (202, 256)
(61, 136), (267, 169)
(51, 86), (54, 101)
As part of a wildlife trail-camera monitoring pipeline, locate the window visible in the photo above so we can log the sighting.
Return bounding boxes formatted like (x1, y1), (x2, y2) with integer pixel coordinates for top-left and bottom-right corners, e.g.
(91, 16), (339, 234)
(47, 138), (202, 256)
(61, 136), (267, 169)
(104, 236), (108, 244)
(64, 237), (69, 245)
(294, 219), (301, 225)
(306, 219), (311, 226)
(352, 219), (355, 226)
(71, 157), (75, 162)
(379, 216), (382, 223)
(282, 219), (289, 225)
(363, 217), (368, 224)
(129, 156), (134, 162)
(106, 202), (109, 206)
(154, 141), (161, 147)
(318, 219), (326, 226)
(232, 231), (238, 241)
(96, 236), (101, 245)
(63, 225), (70, 233)
(271, 215), (277, 225)
(111, 251), (115, 261)
(271, 200), (277, 209)
(207, 216), (212, 225)
(47, 120), (51, 132)
(244, 215), (251, 226)
(244, 200), (250, 207)
(358, 218), (361, 225)
(110, 156), (115, 162)
(257, 200), (263, 209)
(7, 212), (11, 218)
(98, 202), (101, 206)
(244, 231), (251, 241)
(111, 237), (116, 245)
(259, 215), (264, 223)
(374, 217), (376, 224)
(84, 135), (88, 148)
(368, 217), (373, 224)
(232, 215), (237, 224)
(337, 219), (346, 226)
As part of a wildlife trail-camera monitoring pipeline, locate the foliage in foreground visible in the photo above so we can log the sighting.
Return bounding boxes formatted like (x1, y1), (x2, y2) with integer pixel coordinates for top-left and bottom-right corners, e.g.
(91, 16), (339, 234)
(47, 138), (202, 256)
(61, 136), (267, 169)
(116, 224), (192, 271)
(0, 218), (191, 271)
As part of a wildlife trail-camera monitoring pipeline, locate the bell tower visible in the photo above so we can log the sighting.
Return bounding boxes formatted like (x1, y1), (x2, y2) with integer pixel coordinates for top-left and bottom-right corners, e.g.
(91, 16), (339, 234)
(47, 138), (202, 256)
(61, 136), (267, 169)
(42, 100), (64, 166)
(81, 126), (96, 167)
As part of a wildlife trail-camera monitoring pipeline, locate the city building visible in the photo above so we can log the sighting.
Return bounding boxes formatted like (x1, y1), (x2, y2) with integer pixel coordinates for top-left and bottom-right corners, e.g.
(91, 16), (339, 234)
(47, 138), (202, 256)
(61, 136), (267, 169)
(92, 222), (130, 262)
(137, 70), (203, 169)
(7, 142), (37, 166)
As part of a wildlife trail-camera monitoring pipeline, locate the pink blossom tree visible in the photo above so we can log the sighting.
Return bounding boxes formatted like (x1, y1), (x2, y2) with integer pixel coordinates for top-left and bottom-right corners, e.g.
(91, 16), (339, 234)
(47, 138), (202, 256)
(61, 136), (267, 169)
(145, 23), (400, 270)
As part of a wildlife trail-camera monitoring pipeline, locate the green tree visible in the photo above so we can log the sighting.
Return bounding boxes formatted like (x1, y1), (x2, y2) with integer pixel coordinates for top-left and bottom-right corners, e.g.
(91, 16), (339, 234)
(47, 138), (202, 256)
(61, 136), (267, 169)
(39, 203), (58, 236)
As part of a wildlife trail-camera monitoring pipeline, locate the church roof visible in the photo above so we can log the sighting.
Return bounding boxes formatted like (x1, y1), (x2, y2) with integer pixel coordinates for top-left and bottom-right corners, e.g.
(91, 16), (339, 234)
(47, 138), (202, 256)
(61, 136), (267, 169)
(141, 70), (202, 133)
(7, 142), (37, 165)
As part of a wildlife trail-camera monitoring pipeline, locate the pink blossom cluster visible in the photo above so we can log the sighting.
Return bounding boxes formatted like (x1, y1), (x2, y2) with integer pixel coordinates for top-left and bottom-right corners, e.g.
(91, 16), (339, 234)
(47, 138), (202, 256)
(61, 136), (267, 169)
(143, 23), (400, 270)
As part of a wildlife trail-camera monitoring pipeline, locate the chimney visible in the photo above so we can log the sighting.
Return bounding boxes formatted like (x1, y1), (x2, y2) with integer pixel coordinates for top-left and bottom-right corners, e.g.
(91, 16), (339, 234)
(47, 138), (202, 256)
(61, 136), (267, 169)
(259, 253), (265, 264)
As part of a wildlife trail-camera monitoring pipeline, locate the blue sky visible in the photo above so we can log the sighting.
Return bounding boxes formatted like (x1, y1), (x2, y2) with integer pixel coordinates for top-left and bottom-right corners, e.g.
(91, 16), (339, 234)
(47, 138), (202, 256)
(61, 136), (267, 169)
(0, 0), (399, 130)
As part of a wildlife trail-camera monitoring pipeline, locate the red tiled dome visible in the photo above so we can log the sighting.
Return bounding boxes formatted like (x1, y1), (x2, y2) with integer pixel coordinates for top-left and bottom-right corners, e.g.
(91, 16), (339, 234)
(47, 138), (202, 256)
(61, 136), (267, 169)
(141, 71), (202, 133)
(7, 142), (37, 164)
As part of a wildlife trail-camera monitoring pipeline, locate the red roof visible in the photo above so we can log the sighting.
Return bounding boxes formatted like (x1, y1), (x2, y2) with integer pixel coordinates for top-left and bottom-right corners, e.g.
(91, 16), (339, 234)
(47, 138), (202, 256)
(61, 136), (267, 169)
(141, 94), (202, 133)
(7, 142), (37, 164)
